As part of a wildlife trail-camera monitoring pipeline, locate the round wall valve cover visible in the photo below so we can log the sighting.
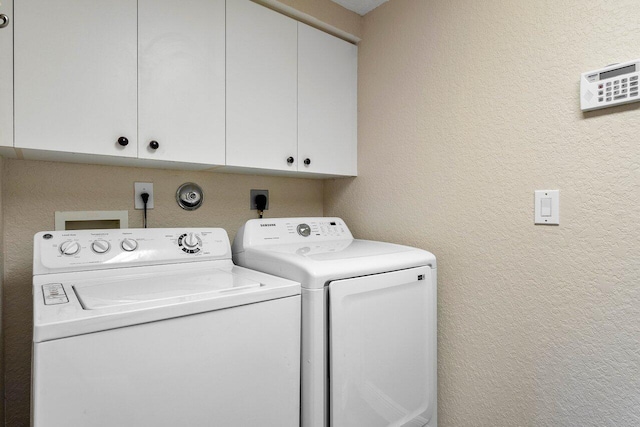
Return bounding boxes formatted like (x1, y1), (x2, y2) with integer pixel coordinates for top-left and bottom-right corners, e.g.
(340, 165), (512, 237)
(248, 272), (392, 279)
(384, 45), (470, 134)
(176, 182), (204, 210)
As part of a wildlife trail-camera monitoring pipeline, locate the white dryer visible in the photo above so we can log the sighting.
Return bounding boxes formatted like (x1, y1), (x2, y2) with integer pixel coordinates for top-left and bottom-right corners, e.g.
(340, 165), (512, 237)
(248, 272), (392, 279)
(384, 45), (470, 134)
(232, 217), (437, 427)
(32, 228), (301, 427)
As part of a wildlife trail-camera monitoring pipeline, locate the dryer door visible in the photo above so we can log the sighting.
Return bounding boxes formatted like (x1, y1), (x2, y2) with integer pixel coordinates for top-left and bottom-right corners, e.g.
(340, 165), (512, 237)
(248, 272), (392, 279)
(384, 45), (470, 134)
(329, 266), (436, 427)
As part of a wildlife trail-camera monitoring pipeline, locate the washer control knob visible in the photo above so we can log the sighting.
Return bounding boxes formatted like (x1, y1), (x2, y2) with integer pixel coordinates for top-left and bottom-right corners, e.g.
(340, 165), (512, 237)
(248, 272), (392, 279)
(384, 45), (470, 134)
(121, 238), (138, 252)
(178, 233), (202, 253)
(182, 233), (200, 249)
(297, 223), (311, 237)
(59, 240), (81, 256)
(91, 240), (111, 254)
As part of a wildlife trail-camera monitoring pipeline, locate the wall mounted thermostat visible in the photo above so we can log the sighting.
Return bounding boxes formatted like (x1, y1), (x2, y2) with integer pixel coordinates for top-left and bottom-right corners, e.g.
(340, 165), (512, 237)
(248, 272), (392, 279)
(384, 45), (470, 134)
(581, 59), (640, 111)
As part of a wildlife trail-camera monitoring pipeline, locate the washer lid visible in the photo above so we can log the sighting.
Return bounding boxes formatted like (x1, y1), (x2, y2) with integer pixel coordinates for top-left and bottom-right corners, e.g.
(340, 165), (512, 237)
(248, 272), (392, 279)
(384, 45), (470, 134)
(33, 262), (301, 343)
(74, 269), (261, 310)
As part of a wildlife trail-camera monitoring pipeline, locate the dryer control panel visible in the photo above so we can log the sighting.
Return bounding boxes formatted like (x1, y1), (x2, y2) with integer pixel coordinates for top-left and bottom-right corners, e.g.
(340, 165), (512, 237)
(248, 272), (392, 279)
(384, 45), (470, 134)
(33, 228), (231, 275)
(233, 217), (354, 249)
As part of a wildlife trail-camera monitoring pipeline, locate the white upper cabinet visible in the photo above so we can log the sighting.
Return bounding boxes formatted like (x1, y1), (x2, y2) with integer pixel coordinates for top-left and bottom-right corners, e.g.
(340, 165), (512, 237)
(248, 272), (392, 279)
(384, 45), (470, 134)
(138, 0), (225, 165)
(298, 23), (358, 176)
(10, 0), (358, 177)
(14, 0), (138, 158)
(226, 0), (298, 172)
(226, 3), (358, 177)
(0, 0), (12, 149)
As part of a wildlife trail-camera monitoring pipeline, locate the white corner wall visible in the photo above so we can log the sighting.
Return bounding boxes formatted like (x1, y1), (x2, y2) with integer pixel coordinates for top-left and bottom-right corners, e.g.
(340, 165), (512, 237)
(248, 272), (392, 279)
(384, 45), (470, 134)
(325, 0), (640, 425)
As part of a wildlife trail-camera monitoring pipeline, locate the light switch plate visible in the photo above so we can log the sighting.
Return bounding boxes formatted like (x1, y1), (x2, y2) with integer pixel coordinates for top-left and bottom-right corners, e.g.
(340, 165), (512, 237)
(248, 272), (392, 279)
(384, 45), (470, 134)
(535, 190), (559, 225)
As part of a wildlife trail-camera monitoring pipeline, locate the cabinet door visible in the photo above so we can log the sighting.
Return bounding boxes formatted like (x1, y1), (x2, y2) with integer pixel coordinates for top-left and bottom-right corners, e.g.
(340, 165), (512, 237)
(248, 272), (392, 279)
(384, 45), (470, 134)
(0, 0), (12, 148)
(226, 0), (298, 172)
(298, 24), (357, 176)
(138, 0), (225, 165)
(14, 0), (137, 158)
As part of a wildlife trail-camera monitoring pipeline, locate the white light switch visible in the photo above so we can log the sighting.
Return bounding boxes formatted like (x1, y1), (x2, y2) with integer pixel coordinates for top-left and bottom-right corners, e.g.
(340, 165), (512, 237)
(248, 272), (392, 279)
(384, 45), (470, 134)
(535, 190), (559, 225)
(540, 198), (552, 217)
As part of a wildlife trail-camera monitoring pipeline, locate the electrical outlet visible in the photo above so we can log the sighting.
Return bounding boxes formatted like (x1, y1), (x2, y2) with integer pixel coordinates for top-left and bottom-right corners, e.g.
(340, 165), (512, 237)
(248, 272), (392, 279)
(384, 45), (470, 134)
(134, 182), (154, 210)
(250, 189), (269, 210)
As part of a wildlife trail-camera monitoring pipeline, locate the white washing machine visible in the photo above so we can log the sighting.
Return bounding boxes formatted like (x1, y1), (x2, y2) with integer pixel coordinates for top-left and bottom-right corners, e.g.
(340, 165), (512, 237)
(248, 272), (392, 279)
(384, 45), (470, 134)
(32, 228), (301, 427)
(232, 217), (437, 427)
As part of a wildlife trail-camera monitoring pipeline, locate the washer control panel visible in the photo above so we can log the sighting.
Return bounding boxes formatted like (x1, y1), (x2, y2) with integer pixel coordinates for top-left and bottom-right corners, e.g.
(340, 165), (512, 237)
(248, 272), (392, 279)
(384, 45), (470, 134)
(236, 217), (354, 247)
(34, 228), (231, 274)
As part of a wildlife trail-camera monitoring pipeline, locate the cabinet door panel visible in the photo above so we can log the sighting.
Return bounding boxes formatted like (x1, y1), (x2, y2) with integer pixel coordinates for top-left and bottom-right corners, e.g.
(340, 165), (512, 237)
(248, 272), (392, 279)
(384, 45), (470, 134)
(0, 0), (12, 148)
(226, 0), (298, 171)
(298, 24), (357, 176)
(138, 0), (225, 165)
(14, 0), (137, 158)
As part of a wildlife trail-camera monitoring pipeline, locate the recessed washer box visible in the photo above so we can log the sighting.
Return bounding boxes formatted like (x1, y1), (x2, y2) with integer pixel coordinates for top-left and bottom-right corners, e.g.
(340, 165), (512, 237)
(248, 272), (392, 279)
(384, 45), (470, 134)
(54, 210), (128, 231)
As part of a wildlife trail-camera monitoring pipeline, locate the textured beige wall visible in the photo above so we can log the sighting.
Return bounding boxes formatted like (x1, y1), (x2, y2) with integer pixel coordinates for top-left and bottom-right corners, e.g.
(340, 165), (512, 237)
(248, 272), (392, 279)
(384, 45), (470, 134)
(3, 159), (323, 424)
(325, 0), (640, 426)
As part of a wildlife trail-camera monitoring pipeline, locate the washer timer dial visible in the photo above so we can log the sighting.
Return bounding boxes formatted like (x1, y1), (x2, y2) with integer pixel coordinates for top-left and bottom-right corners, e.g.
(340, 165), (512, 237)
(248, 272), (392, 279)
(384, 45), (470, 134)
(178, 233), (202, 254)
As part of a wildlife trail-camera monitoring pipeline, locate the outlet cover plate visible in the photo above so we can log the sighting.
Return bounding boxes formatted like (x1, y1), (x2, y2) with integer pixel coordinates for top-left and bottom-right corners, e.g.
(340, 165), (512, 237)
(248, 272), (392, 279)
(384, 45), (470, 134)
(134, 182), (154, 210)
(250, 189), (269, 210)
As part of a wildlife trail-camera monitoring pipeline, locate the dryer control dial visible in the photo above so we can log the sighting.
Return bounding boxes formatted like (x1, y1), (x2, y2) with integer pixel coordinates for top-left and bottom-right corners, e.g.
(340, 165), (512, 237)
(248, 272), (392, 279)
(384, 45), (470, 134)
(297, 223), (311, 237)
(178, 233), (202, 254)
(59, 240), (81, 256)
(121, 238), (138, 252)
(91, 240), (111, 254)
